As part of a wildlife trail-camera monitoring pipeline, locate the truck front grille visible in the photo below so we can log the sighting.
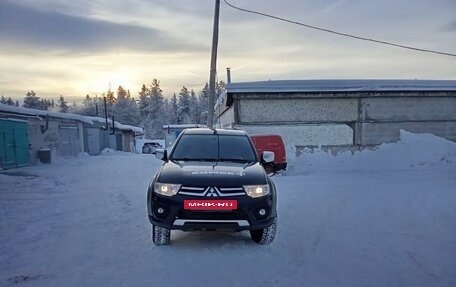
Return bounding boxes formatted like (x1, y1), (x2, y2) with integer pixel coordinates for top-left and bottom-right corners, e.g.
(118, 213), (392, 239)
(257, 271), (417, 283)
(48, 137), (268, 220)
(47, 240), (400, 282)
(179, 186), (245, 197)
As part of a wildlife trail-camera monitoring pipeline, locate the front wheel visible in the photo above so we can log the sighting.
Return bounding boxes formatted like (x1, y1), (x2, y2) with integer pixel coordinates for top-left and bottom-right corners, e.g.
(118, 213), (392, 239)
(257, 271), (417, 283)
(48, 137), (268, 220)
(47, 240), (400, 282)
(250, 217), (277, 245)
(152, 224), (170, 246)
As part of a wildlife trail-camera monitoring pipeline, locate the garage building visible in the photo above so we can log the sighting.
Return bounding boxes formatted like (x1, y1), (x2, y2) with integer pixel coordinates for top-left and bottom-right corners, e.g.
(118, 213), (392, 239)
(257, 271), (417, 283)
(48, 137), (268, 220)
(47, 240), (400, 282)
(216, 79), (456, 152)
(0, 104), (143, 169)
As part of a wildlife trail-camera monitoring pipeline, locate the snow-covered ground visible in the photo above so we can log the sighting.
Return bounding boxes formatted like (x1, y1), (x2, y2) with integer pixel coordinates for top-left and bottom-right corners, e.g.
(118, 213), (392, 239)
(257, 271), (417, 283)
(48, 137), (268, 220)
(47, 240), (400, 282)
(0, 131), (455, 287)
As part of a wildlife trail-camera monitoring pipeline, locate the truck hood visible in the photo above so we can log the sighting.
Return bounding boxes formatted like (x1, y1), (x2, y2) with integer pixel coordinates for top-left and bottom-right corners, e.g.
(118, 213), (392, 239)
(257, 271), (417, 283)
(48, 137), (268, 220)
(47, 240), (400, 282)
(156, 160), (268, 187)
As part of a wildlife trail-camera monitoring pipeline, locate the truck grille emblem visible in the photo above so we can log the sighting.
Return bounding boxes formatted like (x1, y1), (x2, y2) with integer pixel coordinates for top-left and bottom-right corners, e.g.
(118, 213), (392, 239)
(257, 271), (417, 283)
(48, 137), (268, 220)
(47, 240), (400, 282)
(206, 187), (218, 197)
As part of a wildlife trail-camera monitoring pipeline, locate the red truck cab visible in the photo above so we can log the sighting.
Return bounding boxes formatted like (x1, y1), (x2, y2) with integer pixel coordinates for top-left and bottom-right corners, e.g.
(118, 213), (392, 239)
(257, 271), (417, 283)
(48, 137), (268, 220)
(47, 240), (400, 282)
(250, 134), (287, 174)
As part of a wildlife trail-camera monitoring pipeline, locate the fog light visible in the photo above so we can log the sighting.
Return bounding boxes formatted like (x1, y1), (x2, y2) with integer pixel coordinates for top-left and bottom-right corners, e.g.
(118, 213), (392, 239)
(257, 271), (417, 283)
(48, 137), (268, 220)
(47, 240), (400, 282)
(259, 209), (266, 216)
(157, 207), (165, 214)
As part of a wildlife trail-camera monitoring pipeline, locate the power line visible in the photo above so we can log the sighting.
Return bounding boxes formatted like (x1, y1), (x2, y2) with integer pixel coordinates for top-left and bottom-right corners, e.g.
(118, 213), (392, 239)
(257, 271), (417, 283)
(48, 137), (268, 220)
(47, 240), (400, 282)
(223, 0), (456, 57)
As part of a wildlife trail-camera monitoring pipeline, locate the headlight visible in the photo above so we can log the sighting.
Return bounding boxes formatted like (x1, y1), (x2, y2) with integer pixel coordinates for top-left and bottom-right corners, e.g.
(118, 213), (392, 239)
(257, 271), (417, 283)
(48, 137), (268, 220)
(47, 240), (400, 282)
(243, 185), (270, 198)
(154, 183), (181, 196)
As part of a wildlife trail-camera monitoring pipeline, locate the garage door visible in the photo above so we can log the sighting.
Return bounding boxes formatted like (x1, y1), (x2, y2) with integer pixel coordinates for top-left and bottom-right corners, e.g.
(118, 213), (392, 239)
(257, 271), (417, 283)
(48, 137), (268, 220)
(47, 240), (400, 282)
(59, 126), (81, 156)
(86, 128), (101, 155)
(0, 119), (29, 169)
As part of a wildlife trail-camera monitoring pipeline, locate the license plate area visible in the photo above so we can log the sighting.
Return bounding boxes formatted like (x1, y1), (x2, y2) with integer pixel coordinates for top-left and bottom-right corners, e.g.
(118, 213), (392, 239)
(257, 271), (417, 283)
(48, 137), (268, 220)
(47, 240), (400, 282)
(184, 200), (238, 210)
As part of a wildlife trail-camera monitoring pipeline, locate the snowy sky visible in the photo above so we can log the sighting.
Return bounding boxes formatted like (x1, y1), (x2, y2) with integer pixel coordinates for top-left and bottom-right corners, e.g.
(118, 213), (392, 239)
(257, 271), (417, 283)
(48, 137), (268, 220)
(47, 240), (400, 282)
(1, 0), (455, 101)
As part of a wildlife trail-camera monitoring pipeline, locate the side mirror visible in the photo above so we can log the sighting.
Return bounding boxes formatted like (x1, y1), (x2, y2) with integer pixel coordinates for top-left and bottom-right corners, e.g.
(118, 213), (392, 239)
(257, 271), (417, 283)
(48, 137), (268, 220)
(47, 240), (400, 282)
(262, 151), (275, 163)
(155, 149), (168, 161)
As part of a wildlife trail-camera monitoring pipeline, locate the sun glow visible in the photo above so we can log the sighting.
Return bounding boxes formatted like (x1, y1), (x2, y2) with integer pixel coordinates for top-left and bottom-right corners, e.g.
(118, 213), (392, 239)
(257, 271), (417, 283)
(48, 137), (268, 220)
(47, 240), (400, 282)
(84, 70), (135, 96)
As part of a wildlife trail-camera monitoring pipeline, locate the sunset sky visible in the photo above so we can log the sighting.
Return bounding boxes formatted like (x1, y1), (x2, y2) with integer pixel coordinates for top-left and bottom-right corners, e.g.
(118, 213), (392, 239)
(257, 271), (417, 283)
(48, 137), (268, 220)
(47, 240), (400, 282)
(1, 0), (455, 102)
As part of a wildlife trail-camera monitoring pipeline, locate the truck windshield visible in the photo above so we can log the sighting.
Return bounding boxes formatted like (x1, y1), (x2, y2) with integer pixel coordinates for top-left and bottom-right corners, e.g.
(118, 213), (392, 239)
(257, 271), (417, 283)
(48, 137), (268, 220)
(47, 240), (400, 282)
(171, 134), (257, 162)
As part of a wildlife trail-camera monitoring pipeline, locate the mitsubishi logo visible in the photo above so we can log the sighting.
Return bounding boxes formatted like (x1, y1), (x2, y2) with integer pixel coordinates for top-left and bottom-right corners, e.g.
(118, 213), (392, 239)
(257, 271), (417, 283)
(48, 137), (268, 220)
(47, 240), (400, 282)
(205, 187), (218, 197)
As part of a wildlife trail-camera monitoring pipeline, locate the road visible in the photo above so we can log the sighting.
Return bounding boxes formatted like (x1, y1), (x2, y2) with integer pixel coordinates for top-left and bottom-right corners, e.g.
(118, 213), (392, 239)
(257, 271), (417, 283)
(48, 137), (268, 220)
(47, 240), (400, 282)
(1, 152), (455, 287)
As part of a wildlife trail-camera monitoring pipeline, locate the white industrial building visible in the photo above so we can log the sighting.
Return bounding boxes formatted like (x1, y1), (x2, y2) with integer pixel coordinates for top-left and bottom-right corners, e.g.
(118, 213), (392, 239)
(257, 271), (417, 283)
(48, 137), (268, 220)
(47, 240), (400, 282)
(216, 79), (456, 152)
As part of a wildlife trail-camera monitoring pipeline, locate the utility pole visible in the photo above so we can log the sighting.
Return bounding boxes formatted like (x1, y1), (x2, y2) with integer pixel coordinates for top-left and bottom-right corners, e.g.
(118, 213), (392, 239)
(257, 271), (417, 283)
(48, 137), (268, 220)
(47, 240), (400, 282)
(208, 0), (220, 128)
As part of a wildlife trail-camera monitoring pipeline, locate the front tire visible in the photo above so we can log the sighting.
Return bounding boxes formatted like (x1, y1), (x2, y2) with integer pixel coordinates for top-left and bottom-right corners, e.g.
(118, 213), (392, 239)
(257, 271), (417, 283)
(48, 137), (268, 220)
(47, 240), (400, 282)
(250, 217), (277, 245)
(152, 224), (170, 246)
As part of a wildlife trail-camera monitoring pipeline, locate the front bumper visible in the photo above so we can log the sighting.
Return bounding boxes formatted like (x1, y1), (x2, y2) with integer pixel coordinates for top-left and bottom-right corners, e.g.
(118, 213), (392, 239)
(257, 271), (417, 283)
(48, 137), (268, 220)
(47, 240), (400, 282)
(148, 193), (276, 231)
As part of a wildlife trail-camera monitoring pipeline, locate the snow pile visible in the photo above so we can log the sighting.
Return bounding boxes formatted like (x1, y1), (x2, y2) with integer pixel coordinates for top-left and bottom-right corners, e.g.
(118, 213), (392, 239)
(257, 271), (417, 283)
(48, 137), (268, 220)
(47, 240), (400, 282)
(100, 148), (116, 154)
(292, 130), (456, 174)
(77, 152), (90, 157)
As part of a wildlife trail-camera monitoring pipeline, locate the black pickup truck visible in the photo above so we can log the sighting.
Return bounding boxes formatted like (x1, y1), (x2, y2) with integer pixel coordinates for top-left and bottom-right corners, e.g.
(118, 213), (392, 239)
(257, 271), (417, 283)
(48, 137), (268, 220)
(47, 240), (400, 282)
(147, 128), (278, 246)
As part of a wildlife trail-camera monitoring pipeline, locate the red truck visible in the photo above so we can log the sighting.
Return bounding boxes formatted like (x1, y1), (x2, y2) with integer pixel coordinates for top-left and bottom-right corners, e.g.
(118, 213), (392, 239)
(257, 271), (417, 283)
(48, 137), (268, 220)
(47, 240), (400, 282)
(250, 134), (287, 174)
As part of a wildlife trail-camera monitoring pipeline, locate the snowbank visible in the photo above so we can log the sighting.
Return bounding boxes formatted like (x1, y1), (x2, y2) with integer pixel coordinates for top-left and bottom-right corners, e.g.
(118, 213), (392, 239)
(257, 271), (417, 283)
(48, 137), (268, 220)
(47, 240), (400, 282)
(100, 148), (116, 154)
(292, 130), (456, 174)
(77, 152), (90, 157)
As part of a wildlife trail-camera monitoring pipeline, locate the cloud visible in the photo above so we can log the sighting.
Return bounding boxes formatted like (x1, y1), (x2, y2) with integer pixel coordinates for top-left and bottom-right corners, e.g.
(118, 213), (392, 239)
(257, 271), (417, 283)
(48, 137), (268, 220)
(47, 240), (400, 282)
(0, 1), (208, 54)
(321, 0), (348, 15)
(440, 20), (456, 32)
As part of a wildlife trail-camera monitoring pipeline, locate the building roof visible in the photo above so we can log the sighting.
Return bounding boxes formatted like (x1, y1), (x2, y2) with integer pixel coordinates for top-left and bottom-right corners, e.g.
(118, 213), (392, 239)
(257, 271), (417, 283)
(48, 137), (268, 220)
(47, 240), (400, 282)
(0, 103), (94, 124)
(0, 104), (143, 133)
(225, 79), (456, 93)
(87, 117), (143, 133)
(183, 128), (247, 136)
(162, 124), (206, 130)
